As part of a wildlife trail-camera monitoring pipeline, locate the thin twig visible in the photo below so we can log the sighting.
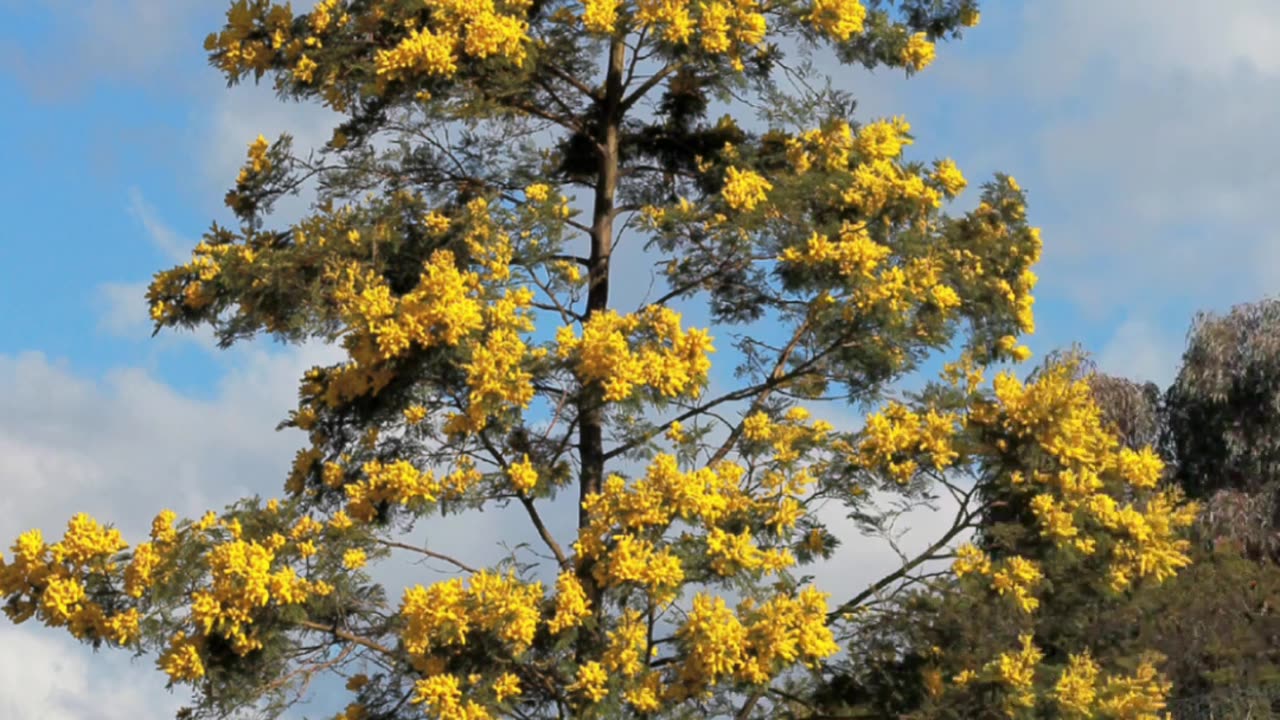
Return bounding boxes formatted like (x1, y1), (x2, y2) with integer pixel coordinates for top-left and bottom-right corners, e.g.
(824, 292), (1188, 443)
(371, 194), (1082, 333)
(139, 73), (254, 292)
(372, 538), (479, 574)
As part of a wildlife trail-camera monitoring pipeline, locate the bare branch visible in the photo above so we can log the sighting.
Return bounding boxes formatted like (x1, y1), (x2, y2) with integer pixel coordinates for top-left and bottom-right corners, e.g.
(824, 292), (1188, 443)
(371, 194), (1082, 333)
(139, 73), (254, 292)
(372, 538), (479, 574)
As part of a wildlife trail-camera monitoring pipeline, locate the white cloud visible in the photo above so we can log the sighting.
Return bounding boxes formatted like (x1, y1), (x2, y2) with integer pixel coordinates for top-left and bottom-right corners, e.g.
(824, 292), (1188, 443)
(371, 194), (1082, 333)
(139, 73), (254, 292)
(1095, 314), (1185, 388)
(193, 82), (344, 222)
(127, 187), (195, 262)
(0, 344), (343, 541)
(0, 625), (185, 720)
(0, 344), (338, 717)
(0, 322), (562, 716)
(882, 3), (1280, 326)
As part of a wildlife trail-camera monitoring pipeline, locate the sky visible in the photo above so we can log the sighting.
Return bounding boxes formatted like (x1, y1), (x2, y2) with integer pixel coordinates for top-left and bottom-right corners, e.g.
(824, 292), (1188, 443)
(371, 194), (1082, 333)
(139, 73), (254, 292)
(3, 0), (1280, 717)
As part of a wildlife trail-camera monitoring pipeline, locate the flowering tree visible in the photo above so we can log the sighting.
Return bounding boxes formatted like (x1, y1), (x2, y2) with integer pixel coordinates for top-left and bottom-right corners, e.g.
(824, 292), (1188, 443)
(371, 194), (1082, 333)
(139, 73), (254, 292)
(0, 1), (1195, 718)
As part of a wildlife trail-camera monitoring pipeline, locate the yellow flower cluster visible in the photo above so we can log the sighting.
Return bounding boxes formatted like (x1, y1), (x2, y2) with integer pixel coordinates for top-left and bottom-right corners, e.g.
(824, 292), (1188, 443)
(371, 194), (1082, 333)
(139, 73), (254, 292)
(506, 455), (538, 494)
(843, 157), (942, 215)
(990, 556), (1043, 614)
(190, 536), (330, 658)
(781, 120), (854, 174)
(705, 527), (794, 575)
(331, 250), (484, 361)
(548, 571), (591, 633)
(740, 406), (834, 465)
(305, 199), (539, 436)
(857, 117), (913, 160)
(594, 533), (687, 604)
(340, 459), (481, 522)
(1046, 650), (1170, 719)
(0, 516), (140, 648)
(413, 673), (492, 720)
(158, 631), (206, 682)
(778, 224), (892, 281)
(900, 32), (937, 72)
(400, 570), (543, 659)
(204, 1), (301, 79)
(991, 634), (1043, 712)
(671, 588), (838, 697)
(555, 306), (714, 402)
(952, 543), (991, 577)
(952, 546), (1042, 613)
(568, 661), (610, 702)
(1054, 652), (1100, 715)
(806, 0), (866, 41)
(972, 363), (1197, 592)
(857, 402), (960, 483)
(697, 0), (767, 68)
(1094, 659), (1171, 719)
(576, 450), (810, 612)
(581, 0), (619, 32)
(603, 608), (648, 678)
(721, 166), (773, 211)
(931, 158), (967, 197)
(374, 0), (530, 81)
(456, 287), (540, 434)
(147, 237), (236, 322)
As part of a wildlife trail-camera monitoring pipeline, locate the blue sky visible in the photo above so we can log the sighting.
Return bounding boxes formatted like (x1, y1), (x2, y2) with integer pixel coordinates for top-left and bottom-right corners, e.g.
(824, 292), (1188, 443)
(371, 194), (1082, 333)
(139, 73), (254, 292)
(4, 1), (1280, 717)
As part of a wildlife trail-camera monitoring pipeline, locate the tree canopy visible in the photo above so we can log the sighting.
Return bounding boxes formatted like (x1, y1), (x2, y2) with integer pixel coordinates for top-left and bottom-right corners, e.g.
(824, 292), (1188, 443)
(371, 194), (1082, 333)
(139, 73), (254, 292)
(0, 2), (1198, 719)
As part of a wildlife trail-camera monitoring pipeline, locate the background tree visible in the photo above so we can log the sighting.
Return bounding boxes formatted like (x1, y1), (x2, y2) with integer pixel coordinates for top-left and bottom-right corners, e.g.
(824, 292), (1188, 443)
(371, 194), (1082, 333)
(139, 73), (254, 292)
(815, 353), (1196, 719)
(1164, 298), (1280, 560)
(0, 1), (1193, 719)
(823, 299), (1280, 718)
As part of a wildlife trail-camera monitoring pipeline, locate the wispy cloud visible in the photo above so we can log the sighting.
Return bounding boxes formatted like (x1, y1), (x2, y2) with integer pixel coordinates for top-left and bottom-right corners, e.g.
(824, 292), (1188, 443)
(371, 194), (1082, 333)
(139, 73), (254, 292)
(126, 187), (192, 262)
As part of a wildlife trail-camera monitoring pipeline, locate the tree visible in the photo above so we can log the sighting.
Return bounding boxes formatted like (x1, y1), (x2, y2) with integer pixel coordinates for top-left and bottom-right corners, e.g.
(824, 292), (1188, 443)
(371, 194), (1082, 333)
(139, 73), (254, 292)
(820, 301), (1280, 718)
(1164, 298), (1280, 560)
(0, 1), (1194, 718)
(814, 354), (1197, 719)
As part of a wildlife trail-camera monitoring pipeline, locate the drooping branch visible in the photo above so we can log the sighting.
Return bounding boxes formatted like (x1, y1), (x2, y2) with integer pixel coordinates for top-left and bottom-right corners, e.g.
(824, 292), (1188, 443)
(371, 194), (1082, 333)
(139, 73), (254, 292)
(371, 538), (480, 574)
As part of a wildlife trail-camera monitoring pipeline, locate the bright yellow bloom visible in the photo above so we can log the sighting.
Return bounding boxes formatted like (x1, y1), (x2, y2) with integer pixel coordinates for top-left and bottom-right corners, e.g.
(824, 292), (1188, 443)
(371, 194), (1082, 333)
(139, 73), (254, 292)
(292, 54), (318, 83)
(931, 158), (967, 196)
(523, 183), (551, 202)
(568, 661), (609, 702)
(549, 571), (591, 633)
(807, 0), (865, 40)
(581, 0), (619, 33)
(507, 455), (538, 493)
(721, 167), (772, 211)
(1054, 653), (1100, 715)
(158, 632), (205, 682)
(491, 672), (521, 702)
(901, 32), (937, 71)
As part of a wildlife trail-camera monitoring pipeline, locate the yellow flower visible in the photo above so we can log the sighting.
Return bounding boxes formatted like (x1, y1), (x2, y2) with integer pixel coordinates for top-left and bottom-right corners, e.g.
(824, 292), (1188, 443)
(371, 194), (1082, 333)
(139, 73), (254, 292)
(665, 420), (687, 444)
(807, 0), (865, 41)
(549, 572), (591, 633)
(931, 158), (967, 196)
(581, 0), (619, 33)
(403, 405), (428, 425)
(342, 549), (368, 570)
(507, 455), (539, 493)
(292, 54), (319, 83)
(901, 32), (937, 72)
(721, 167), (772, 211)
(568, 661), (610, 702)
(524, 183), (551, 202)
(1054, 653), (1100, 715)
(158, 632), (205, 682)
(492, 672), (522, 702)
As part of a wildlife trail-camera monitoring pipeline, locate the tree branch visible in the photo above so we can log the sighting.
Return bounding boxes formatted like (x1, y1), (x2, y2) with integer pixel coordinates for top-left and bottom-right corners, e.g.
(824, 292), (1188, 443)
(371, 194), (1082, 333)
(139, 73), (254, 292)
(372, 538), (479, 574)
(296, 619), (396, 657)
